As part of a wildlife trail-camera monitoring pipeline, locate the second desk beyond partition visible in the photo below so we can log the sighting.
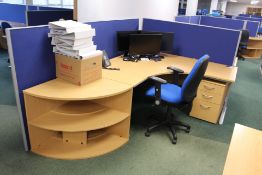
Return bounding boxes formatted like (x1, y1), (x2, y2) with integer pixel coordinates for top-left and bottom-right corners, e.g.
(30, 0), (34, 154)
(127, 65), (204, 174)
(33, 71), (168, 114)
(223, 124), (262, 175)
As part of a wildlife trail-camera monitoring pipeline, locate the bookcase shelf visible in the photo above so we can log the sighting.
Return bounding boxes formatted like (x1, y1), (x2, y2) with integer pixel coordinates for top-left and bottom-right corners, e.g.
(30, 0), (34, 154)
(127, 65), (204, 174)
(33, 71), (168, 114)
(246, 7), (262, 16)
(32, 133), (128, 160)
(29, 101), (129, 132)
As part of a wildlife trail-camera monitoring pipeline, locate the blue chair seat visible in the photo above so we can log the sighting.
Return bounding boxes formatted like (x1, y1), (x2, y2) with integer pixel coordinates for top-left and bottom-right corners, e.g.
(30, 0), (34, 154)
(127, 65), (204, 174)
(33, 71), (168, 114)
(146, 84), (183, 104)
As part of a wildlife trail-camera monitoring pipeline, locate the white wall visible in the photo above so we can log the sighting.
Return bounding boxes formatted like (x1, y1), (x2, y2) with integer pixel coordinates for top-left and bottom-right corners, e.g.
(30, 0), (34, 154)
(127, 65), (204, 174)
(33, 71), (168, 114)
(197, 0), (211, 11)
(225, 2), (247, 15)
(219, 1), (227, 13)
(210, 0), (218, 13)
(225, 2), (262, 16)
(186, 0), (198, 16)
(77, 0), (179, 23)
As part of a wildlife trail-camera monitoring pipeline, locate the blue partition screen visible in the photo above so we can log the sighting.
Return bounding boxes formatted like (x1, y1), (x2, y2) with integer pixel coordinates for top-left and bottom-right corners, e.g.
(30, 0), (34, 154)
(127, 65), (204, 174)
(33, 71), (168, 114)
(39, 6), (71, 11)
(175, 16), (190, 23)
(0, 3), (71, 24)
(87, 19), (139, 58)
(246, 21), (259, 37)
(28, 5), (38, 10)
(0, 3), (26, 23)
(190, 16), (201, 24)
(9, 26), (55, 147)
(143, 19), (240, 66)
(27, 10), (73, 26)
(239, 14), (251, 17)
(200, 16), (245, 30)
(236, 16), (262, 23)
(251, 15), (262, 18)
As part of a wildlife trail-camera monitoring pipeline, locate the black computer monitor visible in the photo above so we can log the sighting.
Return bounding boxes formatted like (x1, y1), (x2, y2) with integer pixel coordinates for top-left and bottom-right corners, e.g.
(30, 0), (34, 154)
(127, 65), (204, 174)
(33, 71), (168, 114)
(128, 34), (162, 56)
(142, 31), (174, 52)
(117, 31), (141, 52)
(161, 32), (174, 52)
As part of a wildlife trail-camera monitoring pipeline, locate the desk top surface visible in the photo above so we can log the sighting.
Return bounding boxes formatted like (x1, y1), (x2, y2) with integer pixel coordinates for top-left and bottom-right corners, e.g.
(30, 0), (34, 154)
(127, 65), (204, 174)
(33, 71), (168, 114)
(249, 37), (262, 41)
(104, 54), (238, 86)
(223, 124), (262, 175)
(24, 54), (238, 100)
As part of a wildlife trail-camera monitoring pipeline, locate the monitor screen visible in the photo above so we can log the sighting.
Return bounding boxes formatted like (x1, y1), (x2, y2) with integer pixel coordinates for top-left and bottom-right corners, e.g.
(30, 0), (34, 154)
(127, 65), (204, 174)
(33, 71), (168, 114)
(142, 31), (174, 52)
(161, 32), (174, 52)
(117, 31), (141, 51)
(128, 34), (162, 56)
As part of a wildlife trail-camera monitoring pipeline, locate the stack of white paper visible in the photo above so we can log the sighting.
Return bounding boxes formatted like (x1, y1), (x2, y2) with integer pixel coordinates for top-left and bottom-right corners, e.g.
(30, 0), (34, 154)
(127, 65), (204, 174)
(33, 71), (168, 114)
(48, 20), (97, 59)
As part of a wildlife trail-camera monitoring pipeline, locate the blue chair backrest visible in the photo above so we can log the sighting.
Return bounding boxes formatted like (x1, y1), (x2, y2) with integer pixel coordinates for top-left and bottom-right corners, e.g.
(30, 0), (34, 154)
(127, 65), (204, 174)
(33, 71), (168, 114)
(181, 54), (209, 102)
(1, 22), (12, 35)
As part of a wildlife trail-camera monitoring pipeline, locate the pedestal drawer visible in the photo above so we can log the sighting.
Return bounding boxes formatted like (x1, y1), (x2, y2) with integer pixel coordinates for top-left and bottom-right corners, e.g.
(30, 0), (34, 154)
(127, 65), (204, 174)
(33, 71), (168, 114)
(190, 98), (222, 123)
(199, 80), (226, 95)
(197, 90), (224, 105)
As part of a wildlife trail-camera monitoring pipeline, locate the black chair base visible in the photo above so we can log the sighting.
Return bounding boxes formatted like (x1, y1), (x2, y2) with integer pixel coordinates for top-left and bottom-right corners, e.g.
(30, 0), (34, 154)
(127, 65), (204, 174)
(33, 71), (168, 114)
(145, 106), (191, 144)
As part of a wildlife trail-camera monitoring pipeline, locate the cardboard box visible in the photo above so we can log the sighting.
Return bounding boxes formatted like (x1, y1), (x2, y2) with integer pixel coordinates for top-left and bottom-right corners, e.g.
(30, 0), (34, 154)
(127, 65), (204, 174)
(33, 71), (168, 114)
(55, 52), (102, 86)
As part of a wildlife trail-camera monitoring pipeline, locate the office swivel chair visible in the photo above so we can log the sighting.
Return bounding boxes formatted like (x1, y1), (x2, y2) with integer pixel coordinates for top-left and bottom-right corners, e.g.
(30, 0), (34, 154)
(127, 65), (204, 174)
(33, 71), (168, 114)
(1, 22), (12, 36)
(258, 27), (262, 36)
(237, 30), (249, 61)
(145, 54), (209, 144)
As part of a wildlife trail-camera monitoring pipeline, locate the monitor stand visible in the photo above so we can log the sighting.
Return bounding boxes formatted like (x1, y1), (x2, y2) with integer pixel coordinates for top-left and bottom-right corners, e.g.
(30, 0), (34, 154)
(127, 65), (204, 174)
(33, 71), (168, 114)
(149, 54), (164, 61)
(122, 51), (133, 61)
(123, 51), (129, 57)
(122, 53), (164, 62)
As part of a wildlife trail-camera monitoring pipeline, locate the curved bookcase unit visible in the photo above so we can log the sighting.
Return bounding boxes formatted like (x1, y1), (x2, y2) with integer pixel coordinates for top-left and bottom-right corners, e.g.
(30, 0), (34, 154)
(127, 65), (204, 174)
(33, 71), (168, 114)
(23, 78), (133, 160)
(242, 37), (262, 59)
(29, 101), (129, 132)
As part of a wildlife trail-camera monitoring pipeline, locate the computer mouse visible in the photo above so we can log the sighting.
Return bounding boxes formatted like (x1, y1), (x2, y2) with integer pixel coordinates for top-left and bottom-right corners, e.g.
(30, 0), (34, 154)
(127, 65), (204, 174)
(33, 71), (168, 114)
(154, 54), (164, 58)
(123, 57), (129, 61)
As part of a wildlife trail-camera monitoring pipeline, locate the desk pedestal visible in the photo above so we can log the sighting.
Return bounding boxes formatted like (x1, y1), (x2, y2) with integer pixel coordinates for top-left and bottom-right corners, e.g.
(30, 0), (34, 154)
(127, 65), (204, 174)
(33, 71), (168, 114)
(190, 79), (230, 124)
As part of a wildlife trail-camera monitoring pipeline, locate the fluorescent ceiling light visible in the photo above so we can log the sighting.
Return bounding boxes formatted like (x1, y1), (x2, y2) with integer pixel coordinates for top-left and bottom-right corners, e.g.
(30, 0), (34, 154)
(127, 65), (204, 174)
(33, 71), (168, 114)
(251, 0), (260, 5)
(230, 0), (238, 2)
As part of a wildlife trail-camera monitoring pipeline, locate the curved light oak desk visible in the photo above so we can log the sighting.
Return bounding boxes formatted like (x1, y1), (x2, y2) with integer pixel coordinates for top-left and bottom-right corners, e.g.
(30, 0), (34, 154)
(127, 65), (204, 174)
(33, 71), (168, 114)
(23, 54), (237, 160)
(242, 37), (262, 59)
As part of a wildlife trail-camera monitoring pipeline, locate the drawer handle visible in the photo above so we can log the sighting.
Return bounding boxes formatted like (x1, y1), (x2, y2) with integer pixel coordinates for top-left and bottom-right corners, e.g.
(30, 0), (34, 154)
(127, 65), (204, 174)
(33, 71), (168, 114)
(202, 94), (213, 99)
(200, 104), (211, 110)
(203, 85), (215, 90)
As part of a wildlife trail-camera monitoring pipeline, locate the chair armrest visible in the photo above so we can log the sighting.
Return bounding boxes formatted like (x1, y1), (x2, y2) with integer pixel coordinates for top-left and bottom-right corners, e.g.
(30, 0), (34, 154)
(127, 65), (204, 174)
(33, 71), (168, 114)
(167, 66), (184, 74)
(167, 66), (184, 84)
(148, 76), (167, 105)
(149, 76), (167, 84)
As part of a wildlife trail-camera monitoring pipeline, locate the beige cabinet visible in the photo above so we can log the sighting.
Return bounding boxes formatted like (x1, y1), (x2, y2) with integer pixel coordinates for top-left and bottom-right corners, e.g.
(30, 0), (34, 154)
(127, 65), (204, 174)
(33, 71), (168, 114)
(190, 80), (228, 123)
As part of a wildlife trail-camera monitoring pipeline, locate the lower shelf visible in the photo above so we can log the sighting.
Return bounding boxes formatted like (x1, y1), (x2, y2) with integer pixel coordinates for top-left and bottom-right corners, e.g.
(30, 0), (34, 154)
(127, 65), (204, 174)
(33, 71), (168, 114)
(32, 134), (128, 160)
